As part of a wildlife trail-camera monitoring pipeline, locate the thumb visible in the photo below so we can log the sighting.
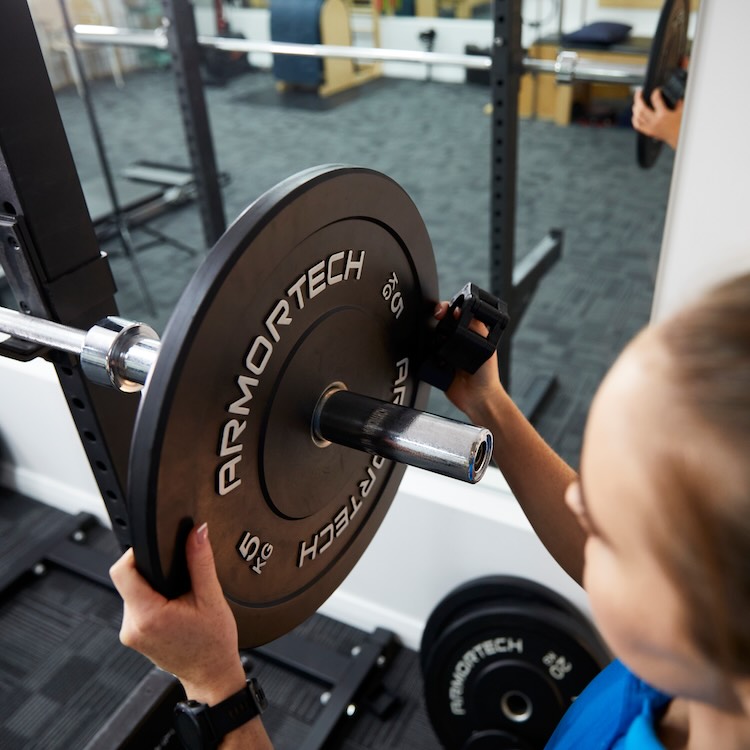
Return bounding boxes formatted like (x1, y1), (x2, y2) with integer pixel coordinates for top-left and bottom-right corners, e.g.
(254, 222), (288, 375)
(433, 301), (449, 320)
(186, 523), (224, 605)
(652, 88), (666, 112)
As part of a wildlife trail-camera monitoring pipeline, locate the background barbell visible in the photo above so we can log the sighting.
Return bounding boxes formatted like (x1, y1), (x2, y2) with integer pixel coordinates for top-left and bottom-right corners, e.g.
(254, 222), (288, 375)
(74, 23), (647, 85)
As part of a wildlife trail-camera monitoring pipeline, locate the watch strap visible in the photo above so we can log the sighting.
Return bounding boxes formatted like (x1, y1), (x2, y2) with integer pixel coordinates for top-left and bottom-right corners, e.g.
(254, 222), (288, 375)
(208, 678), (267, 740)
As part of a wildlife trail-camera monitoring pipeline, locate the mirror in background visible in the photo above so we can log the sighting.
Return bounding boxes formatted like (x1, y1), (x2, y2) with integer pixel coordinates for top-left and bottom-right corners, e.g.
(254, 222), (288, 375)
(22, 0), (680, 467)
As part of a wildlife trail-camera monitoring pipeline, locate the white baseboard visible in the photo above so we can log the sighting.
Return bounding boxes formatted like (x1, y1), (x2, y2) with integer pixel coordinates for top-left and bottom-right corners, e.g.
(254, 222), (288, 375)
(0, 460), (109, 524)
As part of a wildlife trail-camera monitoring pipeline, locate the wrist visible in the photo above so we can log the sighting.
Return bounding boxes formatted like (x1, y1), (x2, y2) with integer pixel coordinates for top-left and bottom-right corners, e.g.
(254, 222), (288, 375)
(174, 677), (268, 750)
(464, 385), (512, 428)
(182, 663), (248, 705)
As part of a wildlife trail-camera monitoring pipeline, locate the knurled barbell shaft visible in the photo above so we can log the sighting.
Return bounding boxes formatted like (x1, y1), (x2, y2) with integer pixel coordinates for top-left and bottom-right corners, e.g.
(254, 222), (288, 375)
(73, 25), (646, 84)
(0, 307), (492, 483)
(0, 307), (87, 354)
(74, 25), (493, 69)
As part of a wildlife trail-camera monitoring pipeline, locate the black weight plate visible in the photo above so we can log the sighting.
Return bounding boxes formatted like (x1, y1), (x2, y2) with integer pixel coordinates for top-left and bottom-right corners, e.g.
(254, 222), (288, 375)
(423, 603), (609, 750)
(637, 0), (689, 169)
(419, 576), (602, 676)
(128, 165), (438, 647)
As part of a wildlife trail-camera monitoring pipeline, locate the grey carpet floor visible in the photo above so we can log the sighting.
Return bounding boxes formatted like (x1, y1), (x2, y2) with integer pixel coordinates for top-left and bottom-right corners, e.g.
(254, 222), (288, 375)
(54, 65), (675, 469)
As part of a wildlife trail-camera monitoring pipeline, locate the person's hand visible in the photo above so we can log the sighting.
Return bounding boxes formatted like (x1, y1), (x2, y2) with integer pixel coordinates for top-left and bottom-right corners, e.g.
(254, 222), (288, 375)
(110, 524), (247, 704)
(631, 87), (684, 150)
(433, 301), (508, 423)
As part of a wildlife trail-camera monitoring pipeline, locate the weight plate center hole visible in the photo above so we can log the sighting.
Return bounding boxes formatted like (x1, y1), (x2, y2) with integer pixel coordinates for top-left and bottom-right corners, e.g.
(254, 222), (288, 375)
(500, 690), (533, 724)
(474, 436), (491, 475)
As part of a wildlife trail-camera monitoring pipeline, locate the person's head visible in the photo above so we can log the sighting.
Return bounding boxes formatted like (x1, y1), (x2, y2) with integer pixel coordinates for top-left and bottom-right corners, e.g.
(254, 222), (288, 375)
(566, 272), (750, 707)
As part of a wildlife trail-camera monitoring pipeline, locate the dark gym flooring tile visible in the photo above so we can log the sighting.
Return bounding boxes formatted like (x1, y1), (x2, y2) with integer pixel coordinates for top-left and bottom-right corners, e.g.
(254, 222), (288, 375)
(0, 491), (440, 749)
(53, 65), (675, 469)
(0, 492), (154, 749)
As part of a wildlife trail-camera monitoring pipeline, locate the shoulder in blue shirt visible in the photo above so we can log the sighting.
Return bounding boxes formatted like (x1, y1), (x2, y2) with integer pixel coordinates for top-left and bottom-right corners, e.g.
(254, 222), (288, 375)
(545, 659), (672, 750)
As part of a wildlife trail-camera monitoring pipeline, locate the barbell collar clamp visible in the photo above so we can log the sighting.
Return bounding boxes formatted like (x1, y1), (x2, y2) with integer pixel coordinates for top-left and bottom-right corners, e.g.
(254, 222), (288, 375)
(80, 316), (160, 392)
(554, 51), (578, 84)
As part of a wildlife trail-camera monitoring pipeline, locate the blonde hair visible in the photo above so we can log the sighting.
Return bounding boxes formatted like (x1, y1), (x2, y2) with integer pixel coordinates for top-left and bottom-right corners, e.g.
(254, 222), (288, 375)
(656, 272), (750, 674)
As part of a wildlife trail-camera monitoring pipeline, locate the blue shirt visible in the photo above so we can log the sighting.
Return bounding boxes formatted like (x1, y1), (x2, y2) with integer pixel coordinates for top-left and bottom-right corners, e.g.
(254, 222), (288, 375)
(545, 659), (672, 749)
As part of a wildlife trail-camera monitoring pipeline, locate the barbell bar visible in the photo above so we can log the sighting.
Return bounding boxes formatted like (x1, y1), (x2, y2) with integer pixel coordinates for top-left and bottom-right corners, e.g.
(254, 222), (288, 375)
(73, 24), (647, 86)
(0, 305), (493, 484)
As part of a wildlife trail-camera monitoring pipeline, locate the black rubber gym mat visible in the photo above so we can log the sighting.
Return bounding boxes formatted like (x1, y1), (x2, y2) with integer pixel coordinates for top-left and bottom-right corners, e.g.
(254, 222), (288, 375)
(253, 616), (441, 750)
(0, 491), (155, 750)
(0, 490), (440, 749)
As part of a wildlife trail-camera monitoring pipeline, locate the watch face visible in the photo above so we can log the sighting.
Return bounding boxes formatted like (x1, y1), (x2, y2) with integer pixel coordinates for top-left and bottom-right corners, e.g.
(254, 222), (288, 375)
(174, 703), (207, 750)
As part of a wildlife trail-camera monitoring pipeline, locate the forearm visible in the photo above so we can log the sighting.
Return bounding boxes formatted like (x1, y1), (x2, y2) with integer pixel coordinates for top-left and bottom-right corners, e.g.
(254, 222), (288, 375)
(467, 390), (586, 584)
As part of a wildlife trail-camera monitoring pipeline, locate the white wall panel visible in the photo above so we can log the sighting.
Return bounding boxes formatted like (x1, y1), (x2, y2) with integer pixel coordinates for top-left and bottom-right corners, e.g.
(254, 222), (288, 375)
(652, 2), (750, 321)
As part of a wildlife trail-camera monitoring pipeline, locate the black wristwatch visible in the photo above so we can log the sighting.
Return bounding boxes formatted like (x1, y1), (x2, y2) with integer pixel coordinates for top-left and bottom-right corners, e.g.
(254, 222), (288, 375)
(174, 677), (267, 750)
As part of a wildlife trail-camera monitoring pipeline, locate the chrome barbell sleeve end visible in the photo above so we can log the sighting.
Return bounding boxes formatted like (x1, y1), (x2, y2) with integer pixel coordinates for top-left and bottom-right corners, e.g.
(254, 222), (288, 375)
(315, 387), (495, 484)
(81, 316), (161, 393)
(468, 429), (493, 484)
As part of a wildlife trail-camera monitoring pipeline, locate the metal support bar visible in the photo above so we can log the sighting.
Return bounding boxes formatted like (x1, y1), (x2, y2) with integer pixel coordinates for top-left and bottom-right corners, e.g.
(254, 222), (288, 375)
(253, 627), (399, 750)
(161, 0), (226, 248)
(510, 229), (564, 334)
(497, 230), (563, 421)
(489, 1), (520, 392)
(58, 0), (155, 315)
(489, 2), (564, 423)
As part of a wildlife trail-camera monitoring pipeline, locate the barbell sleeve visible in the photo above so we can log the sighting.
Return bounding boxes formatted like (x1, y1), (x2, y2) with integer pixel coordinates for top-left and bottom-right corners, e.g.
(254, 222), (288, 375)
(525, 52), (645, 85)
(314, 385), (493, 484)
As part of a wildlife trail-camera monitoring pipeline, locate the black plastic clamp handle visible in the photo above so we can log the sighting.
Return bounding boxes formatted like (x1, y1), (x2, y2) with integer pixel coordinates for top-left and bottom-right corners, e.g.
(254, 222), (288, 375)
(421, 283), (510, 391)
(660, 68), (688, 109)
